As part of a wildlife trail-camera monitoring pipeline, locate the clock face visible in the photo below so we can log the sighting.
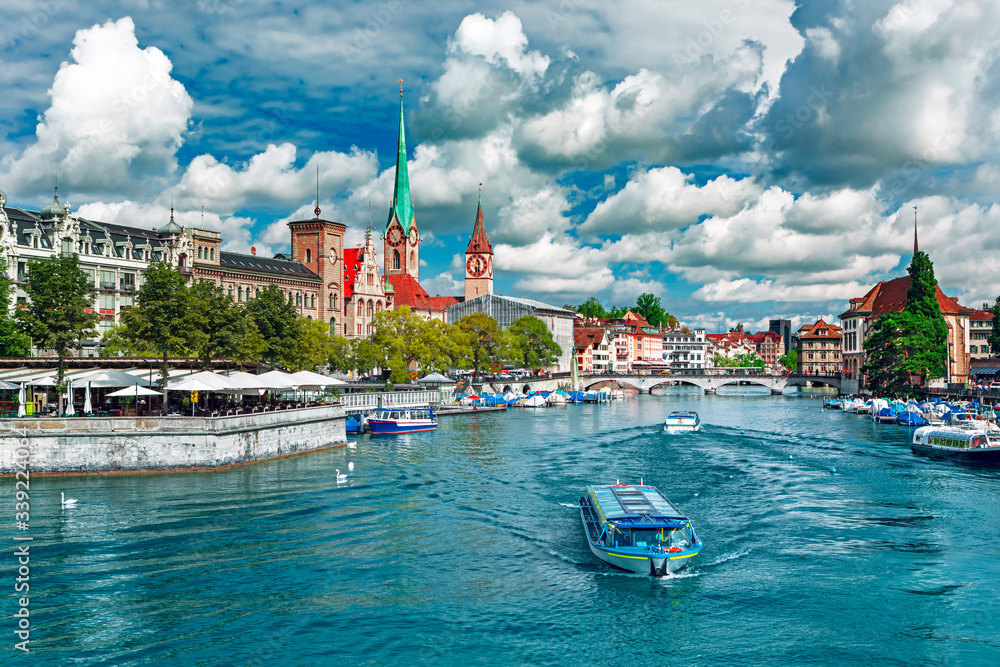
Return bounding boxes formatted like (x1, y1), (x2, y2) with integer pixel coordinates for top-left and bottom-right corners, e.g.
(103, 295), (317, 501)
(387, 225), (404, 247)
(467, 255), (486, 278)
(328, 247), (337, 263)
(408, 226), (419, 246)
(487, 255), (493, 277)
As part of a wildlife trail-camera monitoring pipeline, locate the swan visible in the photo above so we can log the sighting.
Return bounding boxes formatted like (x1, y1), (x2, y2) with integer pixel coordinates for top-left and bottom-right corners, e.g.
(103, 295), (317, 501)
(335, 469), (348, 483)
(347, 441), (356, 450)
(61, 492), (77, 507)
(347, 461), (354, 471)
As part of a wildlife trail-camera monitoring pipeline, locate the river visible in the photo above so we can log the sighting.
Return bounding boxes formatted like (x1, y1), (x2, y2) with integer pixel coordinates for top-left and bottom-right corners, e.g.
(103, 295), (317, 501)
(8, 387), (1000, 665)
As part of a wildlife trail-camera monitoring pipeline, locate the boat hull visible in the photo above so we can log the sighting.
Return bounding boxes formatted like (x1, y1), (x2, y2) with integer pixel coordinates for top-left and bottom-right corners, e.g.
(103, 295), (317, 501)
(664, 423), (700, 432)
(911, 443), (1000, 466)
(368, 420), (438, 435)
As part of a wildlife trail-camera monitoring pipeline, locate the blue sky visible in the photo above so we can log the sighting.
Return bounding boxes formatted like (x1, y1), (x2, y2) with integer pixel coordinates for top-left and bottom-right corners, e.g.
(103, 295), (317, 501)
(3, 0), (1000, 333)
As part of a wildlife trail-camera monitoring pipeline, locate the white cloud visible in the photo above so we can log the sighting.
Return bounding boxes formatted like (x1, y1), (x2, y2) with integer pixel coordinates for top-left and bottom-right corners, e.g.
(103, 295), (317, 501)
(421, 272), (464, 297)
(0, 17), (193, 194)
(451, 12), (549, 78)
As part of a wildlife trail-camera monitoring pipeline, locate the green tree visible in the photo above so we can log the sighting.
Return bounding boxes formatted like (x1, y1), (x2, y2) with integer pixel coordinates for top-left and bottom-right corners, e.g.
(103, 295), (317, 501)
(989, 297), (1000, 355)
(99, 323), (155, 357)
(16, 254), (99, 389)
(245, 284), (299, 367)
(904, 251), (948, 379)
(712, 352), (764, 369)
(120, 262), (204, 413)
(862, 312), (925, 397)
(189, 281), (264, 368)
(508, 315), (561, 369)
(288, 317), (333, 371)
(328, 335), (354, 373)
(633, 293), (677, 328)
(577, 296), (608, 319)
(350, 337), (382, 378)
(0, 254), (29, 356)
(457, 312), (518, 376)
(778, 348), (797, 371)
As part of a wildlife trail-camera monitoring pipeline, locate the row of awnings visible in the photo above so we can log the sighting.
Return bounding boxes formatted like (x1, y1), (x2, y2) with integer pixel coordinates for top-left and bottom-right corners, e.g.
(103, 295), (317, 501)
(970, 368), (1000, 375)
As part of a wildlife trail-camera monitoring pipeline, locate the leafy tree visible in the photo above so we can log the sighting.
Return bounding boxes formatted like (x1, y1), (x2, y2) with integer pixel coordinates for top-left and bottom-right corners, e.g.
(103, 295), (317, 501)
(245, 284), (299, 367)
(189, 280), (264, 369)
(712, 352), (764, 369)
(350, 337), (382, 378)
(778, 348), (797, 371)
(862, 251), (948, 393)
(16, 255), (99, 390)
(0, 254), (29, 356)
(120, 262), (204, 413)
(371, 306), (425, 368)
(633, 293), (677, 328)
(328, 335), (354, 373)
(988, 297), (1000, 355)
(370, 306), (466, 374)
(862, 312), (927, 397)
(457, 312), (518, 376)
(288, 317), (333, 372)
(508, 315), (561, 369)
(577, 296), (608, 319)
(608, 304), (629, 319)
(99, 323), (155, 357)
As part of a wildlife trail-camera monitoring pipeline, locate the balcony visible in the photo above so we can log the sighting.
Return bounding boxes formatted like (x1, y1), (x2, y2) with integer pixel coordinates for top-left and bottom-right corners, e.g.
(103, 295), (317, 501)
(99, 282), (117, 290)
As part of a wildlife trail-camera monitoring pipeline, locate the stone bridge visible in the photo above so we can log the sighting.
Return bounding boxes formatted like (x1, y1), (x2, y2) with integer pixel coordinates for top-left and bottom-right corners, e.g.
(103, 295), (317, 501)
(483, 372), (844, 396)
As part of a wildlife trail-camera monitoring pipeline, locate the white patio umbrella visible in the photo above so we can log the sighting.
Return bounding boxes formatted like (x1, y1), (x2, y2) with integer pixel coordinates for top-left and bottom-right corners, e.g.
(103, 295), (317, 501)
(255, 370), (298, 389)
(17, 383), (25, 417)
(26, 375), (56, 387)
(64, 380), (75, 417)
(167, 372), (237, 416)
(289, 370), (347, 390)
(83, 382), (93, 414)
(105, 385), (163, 397)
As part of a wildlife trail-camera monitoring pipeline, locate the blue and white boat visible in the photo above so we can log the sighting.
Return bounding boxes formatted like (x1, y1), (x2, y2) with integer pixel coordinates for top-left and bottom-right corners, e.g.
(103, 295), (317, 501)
(664, 411), (701, 431)
(368, 406), (437, 435)
(579, 482), (702, 576)
(911, 425), (1000, 466)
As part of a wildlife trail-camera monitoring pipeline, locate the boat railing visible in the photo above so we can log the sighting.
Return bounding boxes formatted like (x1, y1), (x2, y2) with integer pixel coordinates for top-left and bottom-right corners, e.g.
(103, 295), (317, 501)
(339, 390), (440, 411)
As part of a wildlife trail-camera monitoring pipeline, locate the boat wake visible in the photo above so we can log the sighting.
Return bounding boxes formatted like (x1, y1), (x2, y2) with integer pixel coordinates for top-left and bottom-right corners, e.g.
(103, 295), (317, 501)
(559, 502), (578, 508)
(703, 548), (752, 567)
(548, 549), (586, 565)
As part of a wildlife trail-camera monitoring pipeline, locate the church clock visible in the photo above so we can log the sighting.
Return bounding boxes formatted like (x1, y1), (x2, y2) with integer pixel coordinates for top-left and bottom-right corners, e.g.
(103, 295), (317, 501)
(467, 255), (487, 278)
(408, 227), (419, 246)
(387, 225), (404, 247)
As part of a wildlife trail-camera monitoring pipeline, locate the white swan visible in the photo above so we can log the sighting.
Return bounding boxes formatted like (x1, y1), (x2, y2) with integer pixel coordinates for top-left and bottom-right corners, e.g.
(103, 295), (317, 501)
(61, 492), (77, 507)
(335, 469), (348, 483)
(347, 441), (357, 450)
(347, 461), (354, 471)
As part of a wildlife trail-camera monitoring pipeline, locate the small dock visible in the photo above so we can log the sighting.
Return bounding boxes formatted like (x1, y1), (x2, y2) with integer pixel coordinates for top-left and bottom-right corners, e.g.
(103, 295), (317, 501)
(435, 405), (508, 417)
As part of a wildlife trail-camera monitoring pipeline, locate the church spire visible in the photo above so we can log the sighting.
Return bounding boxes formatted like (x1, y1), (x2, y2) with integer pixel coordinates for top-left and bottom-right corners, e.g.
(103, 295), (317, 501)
(913, 205), (918, 255)
(387, 81), (414, 233)
(466, 183), (492, 254)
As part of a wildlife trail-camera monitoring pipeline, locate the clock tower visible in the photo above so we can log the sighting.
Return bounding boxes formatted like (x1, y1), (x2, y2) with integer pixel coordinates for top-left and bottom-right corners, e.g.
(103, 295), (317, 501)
(464, 190), (493, 301)
(383, 84), (419, 281)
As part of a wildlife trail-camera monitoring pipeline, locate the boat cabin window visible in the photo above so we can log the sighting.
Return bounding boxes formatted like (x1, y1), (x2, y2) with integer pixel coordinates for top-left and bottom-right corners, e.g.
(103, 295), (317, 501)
(609, 525), (691, 548)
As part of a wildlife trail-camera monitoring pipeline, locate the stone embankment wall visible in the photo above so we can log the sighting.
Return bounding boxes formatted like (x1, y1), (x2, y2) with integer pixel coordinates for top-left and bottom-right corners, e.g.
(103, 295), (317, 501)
(0, 404), (346, 474)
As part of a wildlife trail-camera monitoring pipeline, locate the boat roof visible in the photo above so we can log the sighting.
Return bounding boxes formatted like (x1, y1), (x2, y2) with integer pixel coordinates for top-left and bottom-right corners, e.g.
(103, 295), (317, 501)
(586, 484), (688, 525)
(667, 411), (697, 417)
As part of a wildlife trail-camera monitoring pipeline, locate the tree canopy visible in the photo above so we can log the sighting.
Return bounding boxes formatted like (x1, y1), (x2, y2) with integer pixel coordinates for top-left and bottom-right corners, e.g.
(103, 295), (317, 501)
(457, 312), (518, 375)
(988, 298), (1000, 355)
(575, 293), (675, 327)
(713, 352), (764, 368)
(189, 280), (264, 369)
(16, 254), (99, 388)
(862, 251), (948, 394)
(778, 348), (797, 372)
(508, 315), (561, 369)
(244, 284), (299, 366)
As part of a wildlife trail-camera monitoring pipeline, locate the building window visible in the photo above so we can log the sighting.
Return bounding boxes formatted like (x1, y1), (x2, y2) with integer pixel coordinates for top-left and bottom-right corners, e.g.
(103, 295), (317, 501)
(392, 250), (400, 270)
(238, 287), (243, 301)
(329, 294), (334, 309)
(306, 248), (312, 263)
(367, 300), (373, 317)
(228, 286), (234, 297)
(329, 317), (336, 336)
(311, 294), (315, 308)
(296, 294), (302, 307)
(409, 251), (414, 266)
(357, 301), (363, 316)
(198, 247), (203, 260)
(210, 248), (215, 260)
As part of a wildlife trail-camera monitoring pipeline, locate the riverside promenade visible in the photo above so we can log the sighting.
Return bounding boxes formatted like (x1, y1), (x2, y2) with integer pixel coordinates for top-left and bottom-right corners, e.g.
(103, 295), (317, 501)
(0, 403), (347, 474)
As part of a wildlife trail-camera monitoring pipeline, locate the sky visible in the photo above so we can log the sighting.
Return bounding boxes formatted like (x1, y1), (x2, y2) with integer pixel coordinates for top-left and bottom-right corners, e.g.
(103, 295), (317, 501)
(2, 0), (1000, 333)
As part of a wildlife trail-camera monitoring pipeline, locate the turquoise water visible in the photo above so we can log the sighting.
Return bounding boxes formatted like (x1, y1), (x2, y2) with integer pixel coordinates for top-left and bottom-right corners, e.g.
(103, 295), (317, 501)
(7, 388), (1000, 665)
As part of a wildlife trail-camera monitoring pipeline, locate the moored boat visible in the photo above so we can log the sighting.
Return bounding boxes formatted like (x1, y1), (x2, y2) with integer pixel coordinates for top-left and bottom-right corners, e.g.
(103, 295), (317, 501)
(368, 406), (438, 435)
(579, 482), (701, 576)
(911, 425), (1000, 465)
(664, 411), (700, 431)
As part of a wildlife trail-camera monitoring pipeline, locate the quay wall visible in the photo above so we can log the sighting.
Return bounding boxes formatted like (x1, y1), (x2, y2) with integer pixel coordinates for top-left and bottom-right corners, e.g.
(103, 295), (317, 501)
(0, 404), (346, 474)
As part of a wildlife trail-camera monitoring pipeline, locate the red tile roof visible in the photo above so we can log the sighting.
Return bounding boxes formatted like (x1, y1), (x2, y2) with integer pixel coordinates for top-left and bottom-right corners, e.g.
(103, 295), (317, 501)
(574, 327), (605, 349)
(971, 308), (994, 321)
(797, 318), (843, 340)
(342, 248), (362, 299)
(841, 276), (972, 318)
(465, 200), (492, 254)
(385, 274), (459, 313)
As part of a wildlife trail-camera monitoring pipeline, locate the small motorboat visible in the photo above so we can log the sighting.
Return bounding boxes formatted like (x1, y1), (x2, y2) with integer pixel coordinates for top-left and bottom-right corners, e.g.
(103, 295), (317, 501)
(823, 398), (843, 410)
(664, 411), (701, 431)
(875, 407), (898, 424)
(911, 425), (1000, 465)
(896, 411), (926, 427)
(522, 394), (546, 408)
(368, 406), (437, 435)
(579, 482), (702, 576)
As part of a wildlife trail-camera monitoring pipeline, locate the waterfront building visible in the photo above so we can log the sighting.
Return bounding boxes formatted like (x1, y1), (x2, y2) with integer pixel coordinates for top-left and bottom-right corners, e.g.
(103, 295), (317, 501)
(839, 277), (971, 386)
(747, 330), (785, 369)
(445, 294), (574, 372)
(796, 319), (842, 375)
(574, 327), (611, 373)
(969, 308), (994, 359)
(342, 228), (390, 338)
(705, 332), (759, 366)
(661, 328), (708, 372)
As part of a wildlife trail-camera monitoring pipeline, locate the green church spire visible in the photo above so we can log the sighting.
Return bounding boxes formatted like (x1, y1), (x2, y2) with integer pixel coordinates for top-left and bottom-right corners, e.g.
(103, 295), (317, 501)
(387, 82), (415, 233)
